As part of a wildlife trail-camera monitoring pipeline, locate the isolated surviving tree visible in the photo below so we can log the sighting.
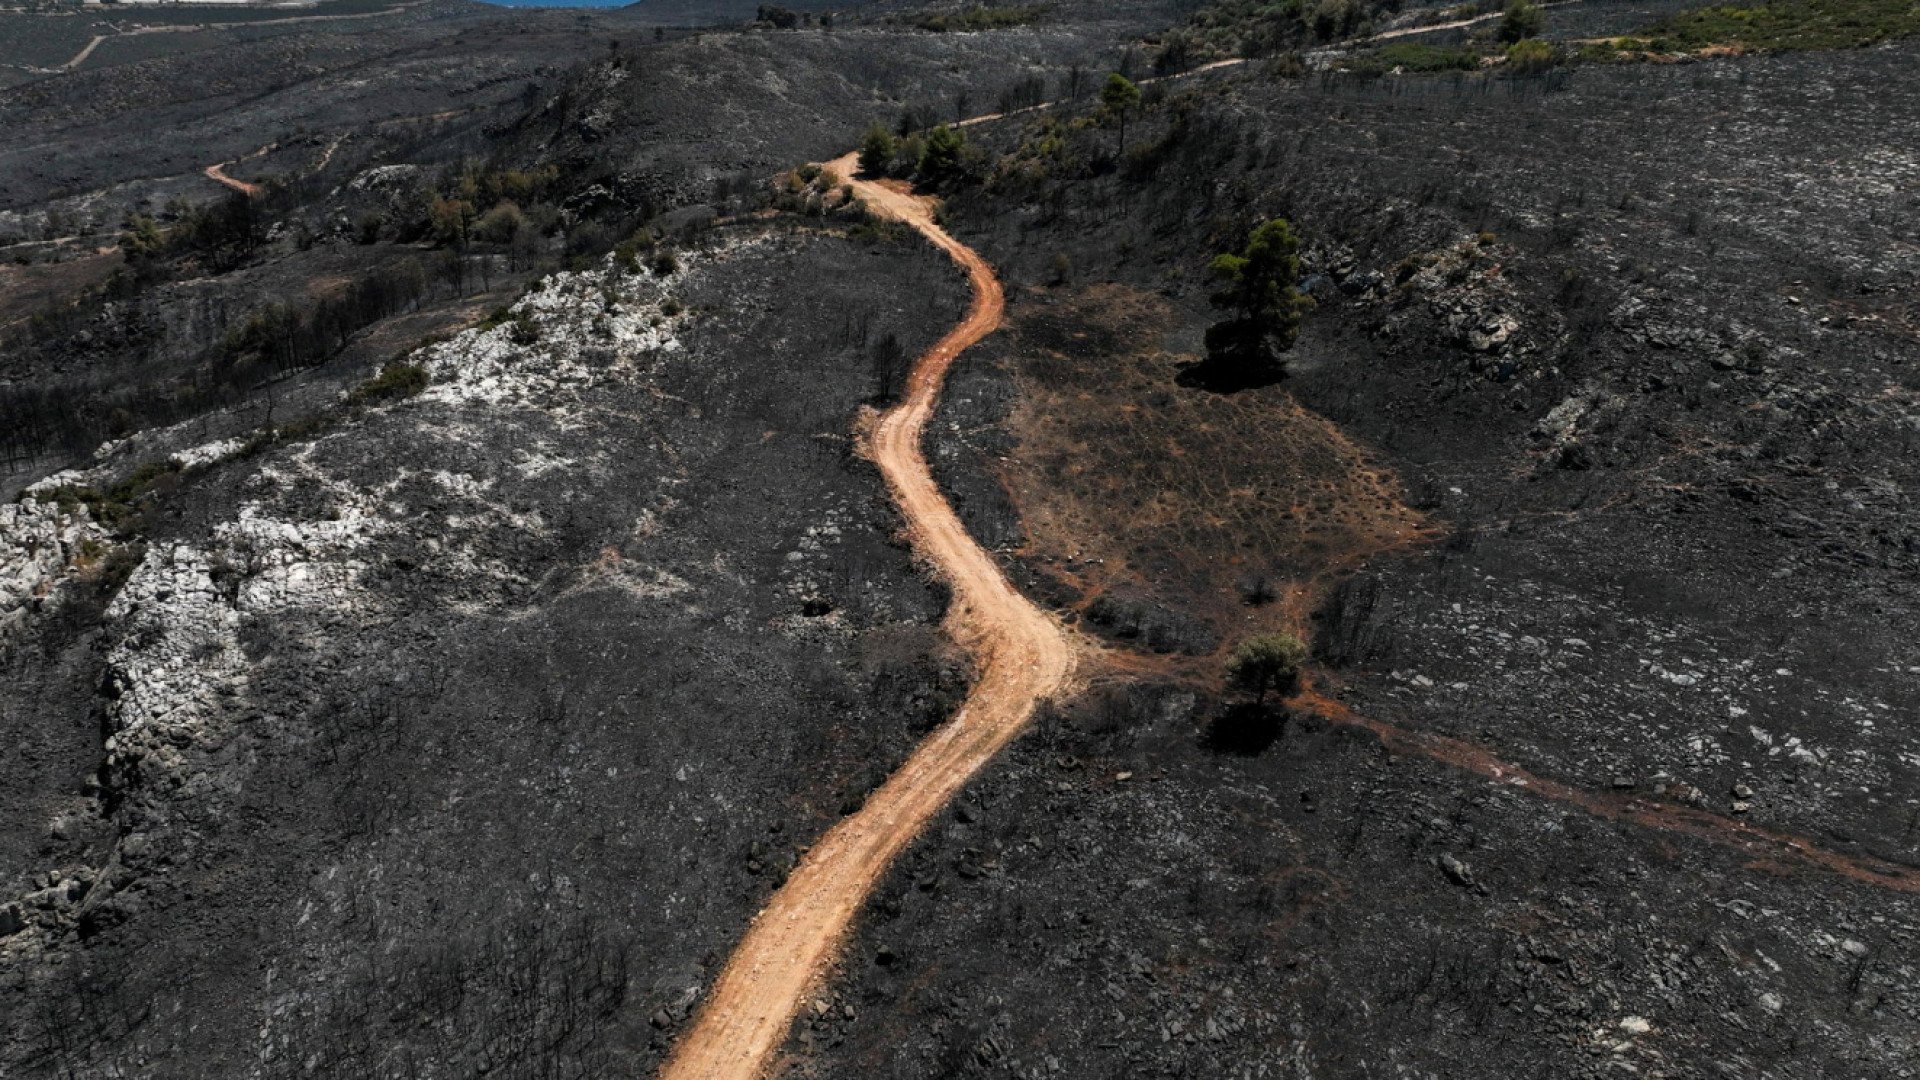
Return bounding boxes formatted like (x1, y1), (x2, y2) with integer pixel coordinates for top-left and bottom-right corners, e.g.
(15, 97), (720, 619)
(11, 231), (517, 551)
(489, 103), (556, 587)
(1101, 73), (1142, 156)
(1205, 218), (1313, 375)
(859, 123), (897, 177)
(1499, 0), (1545, 42)
(1226, 633), (1309, 704)
(917, 124), (967, 183)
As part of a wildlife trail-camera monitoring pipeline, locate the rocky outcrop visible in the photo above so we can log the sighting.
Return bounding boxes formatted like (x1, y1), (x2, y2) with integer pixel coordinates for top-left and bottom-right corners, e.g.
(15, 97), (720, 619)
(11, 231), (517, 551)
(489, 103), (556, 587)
(0, 499), (107, 640)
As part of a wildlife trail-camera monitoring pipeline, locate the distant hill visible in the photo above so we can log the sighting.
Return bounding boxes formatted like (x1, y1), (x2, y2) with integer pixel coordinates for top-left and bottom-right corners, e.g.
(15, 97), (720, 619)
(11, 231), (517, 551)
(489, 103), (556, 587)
(481, 0), (851, 14)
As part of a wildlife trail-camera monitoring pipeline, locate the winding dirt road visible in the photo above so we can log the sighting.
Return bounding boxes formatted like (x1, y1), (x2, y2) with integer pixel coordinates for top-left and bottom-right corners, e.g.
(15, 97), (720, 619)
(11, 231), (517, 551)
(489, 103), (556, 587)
(656, 155), (1077, 1080)
(661, 27), (1907, 1069)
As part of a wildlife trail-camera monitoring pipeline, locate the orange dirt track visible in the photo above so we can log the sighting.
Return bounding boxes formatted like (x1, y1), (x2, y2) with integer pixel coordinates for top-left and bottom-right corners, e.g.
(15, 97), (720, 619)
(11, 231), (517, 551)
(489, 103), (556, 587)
(655, 154), (1078, 1080)
(204, 162), (263, 198)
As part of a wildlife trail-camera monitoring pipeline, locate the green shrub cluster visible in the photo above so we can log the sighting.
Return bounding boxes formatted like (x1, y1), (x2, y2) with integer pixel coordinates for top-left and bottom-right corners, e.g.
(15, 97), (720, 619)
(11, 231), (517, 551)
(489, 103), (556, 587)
(857, 120), (980, 187)
(346, 361), (431, 407)
(1347, 41), (1483, 72)
(1505, 37), (1557, 71)
(36, 460), (182, 534)
(1637, 0), (1920, 50)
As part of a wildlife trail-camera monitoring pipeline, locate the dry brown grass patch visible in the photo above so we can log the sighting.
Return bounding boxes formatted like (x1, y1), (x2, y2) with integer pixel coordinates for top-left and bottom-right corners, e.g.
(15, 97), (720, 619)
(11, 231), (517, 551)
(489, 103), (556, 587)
(996, 284), (1431, 652)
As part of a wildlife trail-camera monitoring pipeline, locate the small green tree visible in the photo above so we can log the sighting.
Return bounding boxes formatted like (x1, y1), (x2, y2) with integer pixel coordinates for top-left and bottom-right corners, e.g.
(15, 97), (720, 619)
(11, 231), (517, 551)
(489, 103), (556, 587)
(859, 122), (897, 178)
(1205, 218), (1313, 375)
(1100, 73), (1142, 156)
(1499, 0), (1544, 42)
(1226, 633), (1309, 704)
(917, 124), (967, 182)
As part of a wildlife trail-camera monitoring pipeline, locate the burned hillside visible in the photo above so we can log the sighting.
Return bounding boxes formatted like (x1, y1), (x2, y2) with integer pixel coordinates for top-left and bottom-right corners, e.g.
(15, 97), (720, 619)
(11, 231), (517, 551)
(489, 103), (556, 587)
(0, 0), (1916, 1076)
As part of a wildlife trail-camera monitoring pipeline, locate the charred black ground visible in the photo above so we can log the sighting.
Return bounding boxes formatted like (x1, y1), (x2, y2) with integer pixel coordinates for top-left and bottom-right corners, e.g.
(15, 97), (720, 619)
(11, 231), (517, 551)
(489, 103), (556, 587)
(0, 0), (1915, 1076)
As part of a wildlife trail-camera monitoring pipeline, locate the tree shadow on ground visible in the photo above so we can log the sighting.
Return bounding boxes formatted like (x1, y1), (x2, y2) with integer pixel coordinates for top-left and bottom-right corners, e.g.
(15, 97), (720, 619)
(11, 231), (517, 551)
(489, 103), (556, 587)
(1173, 355), (1286, 394)
(1201, 702), (1288, 756)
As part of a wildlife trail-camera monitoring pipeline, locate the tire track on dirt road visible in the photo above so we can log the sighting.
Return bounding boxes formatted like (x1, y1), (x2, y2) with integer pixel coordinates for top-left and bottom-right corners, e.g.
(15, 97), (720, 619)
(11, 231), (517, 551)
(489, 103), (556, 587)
(655, 154), (1078, 1080)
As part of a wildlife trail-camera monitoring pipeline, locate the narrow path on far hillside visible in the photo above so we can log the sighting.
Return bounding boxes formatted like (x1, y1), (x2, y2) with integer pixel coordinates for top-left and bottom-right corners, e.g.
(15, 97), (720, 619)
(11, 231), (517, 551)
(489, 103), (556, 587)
(203, 163), (262, 198)
(204, 142), (275, 198)
(38, 0), (432, 76)
(60, 34), (110, 72)
(956, 0), (1591, 130)
(1360, 0), (1584, 44)
(655, 155), (1078, 1080)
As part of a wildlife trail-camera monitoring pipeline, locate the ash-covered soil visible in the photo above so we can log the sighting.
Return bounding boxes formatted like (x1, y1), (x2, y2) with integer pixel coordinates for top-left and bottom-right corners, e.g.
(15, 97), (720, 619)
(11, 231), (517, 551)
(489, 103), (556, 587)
(802, 684), (1916, 1079)
(0, 227), (975, 1078)
(0, 2), (1171, 488)
(794, 39), (1920, 1080)
(3, 0), (1918, 1075)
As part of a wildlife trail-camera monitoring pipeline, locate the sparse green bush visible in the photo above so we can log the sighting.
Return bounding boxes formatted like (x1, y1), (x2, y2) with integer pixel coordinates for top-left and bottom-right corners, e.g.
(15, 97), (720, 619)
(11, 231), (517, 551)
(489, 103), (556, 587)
(118, 213), (166, 262)
(39, 460), (182, 535)
(347, 360), (431, 406)
(614, 228), (656, 274)
(1226, 632), (1309, 702)
(1505, 36), (1557, 71)
(1499, 0), (1545, 42)
(471, 200), (527, 244)
(1347, 41), (1482, 72)
(1637, 0), (1920, 51)
(1265, 51), (1308, 78)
